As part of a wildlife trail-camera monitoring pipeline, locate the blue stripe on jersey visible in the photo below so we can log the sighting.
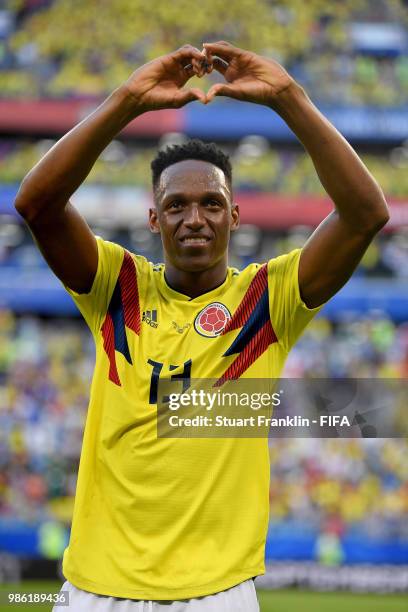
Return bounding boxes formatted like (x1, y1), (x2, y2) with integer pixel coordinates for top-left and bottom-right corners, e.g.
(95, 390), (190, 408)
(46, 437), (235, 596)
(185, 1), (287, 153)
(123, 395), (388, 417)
(108, 282), (133, 365)
(223, 288), (270, 356)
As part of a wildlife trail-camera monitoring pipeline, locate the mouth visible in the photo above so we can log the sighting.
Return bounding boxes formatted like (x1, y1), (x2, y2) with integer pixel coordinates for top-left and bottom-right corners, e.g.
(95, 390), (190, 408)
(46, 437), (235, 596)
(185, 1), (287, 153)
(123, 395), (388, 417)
(179, 236), (212, 246)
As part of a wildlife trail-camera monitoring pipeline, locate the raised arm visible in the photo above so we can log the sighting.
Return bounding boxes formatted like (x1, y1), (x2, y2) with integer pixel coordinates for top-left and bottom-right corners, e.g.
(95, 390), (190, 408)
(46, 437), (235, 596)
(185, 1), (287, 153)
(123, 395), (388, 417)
(15, 46), (206, 293)
(203, 41), (390, 308)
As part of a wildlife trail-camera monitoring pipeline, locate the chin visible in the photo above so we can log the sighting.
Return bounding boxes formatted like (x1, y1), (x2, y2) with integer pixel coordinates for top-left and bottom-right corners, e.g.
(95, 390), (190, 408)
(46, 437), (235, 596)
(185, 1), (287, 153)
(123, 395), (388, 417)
(180, 261), (214, 273)
(174, 255), (216, 273)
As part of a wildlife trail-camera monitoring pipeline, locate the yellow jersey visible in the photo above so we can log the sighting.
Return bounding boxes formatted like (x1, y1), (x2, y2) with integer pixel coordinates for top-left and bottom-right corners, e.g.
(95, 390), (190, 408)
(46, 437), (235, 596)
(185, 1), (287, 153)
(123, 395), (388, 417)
(62, 237), (321, 600)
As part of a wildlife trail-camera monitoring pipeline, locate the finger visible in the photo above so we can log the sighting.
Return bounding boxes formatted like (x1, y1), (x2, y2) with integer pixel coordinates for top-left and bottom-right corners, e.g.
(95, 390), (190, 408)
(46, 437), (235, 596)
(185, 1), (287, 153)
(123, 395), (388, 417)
(203, 41), (242, 61)
(212, 56), (229, 75)
(183, 63), (195, 79)
(192, 57), (206, 78)
(173, 44), (206, 64)
(202, 47), (214, 74)
(173, 87), (207, 108)
(206, 83), (239, 103)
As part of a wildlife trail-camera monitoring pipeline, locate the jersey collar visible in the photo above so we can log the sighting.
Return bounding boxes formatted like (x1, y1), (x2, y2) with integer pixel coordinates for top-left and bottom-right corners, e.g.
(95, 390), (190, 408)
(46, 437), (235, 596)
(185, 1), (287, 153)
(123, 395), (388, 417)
(158, 267), (234, 304)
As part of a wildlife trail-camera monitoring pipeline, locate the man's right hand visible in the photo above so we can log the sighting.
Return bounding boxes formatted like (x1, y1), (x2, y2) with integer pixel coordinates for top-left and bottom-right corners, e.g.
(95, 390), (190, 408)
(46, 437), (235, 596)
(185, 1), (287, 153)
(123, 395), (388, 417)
(123, 45), (207, 112)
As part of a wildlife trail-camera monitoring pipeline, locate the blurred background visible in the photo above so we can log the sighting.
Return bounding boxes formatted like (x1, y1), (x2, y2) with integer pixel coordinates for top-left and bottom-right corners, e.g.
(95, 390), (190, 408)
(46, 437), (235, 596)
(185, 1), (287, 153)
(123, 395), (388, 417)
(0, 0), (407, 610)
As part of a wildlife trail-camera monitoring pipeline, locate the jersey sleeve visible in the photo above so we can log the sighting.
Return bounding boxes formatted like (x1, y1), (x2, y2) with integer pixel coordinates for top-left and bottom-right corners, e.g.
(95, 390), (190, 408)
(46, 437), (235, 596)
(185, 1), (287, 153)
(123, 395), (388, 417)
(268, 248), (324, 353)
(64, 237), (124, 336)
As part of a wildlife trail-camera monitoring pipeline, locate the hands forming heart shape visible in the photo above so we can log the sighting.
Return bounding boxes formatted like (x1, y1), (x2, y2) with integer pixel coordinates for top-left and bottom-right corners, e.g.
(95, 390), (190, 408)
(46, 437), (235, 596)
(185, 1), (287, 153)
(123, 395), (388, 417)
(124, 41), (294, 112)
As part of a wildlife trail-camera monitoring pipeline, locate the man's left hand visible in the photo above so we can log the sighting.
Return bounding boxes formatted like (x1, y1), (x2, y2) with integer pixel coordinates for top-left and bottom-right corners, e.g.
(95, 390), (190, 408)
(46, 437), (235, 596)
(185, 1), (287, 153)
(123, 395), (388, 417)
(203, 41), (295, 107)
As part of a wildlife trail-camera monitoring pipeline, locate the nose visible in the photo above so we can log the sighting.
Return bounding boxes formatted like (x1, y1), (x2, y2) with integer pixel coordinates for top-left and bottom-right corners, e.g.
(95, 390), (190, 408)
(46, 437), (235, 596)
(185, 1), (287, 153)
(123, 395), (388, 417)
(184, 203), (205, 230)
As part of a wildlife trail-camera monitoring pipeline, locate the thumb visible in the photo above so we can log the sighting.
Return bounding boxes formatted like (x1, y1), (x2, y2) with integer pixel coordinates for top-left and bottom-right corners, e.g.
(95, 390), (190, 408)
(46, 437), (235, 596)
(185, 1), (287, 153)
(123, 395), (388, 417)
(206, 83), (239, 103)
(174, 87), (207, 107)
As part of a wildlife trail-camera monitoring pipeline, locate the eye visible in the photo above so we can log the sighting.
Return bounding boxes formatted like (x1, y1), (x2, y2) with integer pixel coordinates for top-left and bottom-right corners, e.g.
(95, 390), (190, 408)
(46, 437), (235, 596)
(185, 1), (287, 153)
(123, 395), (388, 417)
(168, 200), (184, 210)
(205, 199), (223, 208)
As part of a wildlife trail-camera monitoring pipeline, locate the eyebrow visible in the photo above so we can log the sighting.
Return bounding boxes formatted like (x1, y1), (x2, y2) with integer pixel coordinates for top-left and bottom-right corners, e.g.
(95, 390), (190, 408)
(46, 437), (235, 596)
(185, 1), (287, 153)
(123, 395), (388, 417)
(163, 190), (228, 201)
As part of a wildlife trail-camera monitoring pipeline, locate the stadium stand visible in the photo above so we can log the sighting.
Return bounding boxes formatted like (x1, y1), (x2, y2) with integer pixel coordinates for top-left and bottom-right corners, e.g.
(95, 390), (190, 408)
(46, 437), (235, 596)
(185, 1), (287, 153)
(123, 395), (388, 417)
(1, 141), (408, 196)
(0, 0), (408, 104)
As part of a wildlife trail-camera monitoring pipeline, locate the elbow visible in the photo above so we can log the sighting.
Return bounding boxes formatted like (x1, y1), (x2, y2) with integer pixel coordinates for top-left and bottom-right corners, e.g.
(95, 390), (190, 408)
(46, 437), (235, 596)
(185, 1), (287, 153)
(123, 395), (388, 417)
(14, 176), (32, 219)
(375, 209), (390, 231)
(368, 200), (390, 235)
(14, 200), (32, 223)
(14, 175), (44, 224)
(359, 195), (390, 237)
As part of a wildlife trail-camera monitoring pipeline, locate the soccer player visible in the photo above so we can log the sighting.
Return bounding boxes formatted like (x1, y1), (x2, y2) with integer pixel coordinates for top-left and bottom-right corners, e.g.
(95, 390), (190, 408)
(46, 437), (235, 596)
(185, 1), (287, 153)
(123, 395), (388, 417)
(15, 42), (388, 611)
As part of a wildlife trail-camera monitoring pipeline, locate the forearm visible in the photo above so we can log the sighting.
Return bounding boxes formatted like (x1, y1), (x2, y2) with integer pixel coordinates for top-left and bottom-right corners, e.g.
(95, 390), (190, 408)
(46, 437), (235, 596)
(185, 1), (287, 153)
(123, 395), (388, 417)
(15, 85), (140, 221)
(272, 83), (389, 232)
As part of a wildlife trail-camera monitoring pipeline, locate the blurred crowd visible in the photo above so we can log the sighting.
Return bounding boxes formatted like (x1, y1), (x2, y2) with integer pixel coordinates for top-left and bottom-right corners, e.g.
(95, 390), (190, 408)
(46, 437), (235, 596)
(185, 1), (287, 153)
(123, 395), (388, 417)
(0, 0), (407, 105)
(269, 438), (408, 541)
(273, 230), (408, 280)
(285, 313), (408, 378)
(1, 224), (407, 281)
(0, 309), (407, 536)
(0, 312), (92, 524)
(290, 52), (408, 107)
(1, 139), (408, 197)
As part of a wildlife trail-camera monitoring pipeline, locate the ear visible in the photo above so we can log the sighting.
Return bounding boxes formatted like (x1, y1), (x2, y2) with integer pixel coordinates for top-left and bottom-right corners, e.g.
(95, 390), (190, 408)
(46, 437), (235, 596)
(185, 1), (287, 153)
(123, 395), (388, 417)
(230, 203), (240, 232)
(149, 207), (160, 234)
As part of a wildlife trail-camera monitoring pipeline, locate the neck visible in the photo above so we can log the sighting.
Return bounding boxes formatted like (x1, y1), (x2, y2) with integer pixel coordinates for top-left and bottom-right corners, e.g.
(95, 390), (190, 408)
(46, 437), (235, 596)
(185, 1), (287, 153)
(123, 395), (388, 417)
(164, 257), (228, 299)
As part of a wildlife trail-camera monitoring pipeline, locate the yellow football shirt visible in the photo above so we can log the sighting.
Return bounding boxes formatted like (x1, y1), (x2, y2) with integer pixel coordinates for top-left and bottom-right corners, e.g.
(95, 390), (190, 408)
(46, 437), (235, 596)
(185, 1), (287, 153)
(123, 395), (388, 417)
(62, 237), (322, 600)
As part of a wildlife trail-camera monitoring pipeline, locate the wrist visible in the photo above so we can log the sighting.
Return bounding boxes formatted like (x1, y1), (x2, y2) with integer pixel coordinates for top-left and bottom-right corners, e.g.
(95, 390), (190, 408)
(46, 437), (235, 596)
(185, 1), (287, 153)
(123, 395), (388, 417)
(268, 80), (310, 117)
(113, 84), (146, 120)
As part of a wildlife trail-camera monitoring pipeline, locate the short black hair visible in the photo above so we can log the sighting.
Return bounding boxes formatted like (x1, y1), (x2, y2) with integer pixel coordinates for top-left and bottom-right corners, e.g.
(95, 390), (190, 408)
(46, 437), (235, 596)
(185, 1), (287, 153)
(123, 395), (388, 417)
(150, 139), (232, 193)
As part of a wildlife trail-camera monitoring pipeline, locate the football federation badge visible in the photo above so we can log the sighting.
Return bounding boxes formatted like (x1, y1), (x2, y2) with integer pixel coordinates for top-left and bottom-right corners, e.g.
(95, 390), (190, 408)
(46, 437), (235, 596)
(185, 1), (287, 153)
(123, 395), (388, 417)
(194, 302), (231, 338)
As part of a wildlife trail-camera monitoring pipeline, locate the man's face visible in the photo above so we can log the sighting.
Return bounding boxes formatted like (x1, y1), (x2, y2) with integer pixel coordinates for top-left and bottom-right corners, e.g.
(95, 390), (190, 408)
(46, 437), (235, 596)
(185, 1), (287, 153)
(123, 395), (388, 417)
(149, 160), (239, 273)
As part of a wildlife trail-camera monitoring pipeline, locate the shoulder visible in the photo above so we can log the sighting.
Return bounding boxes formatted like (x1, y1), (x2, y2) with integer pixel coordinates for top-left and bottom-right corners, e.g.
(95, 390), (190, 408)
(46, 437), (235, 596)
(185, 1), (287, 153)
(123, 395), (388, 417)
(124, 252), (165, 298)
(267, 249), (302, 276)
(228, 250), (302, 296)
(229, 261), (266, 280)
(227, 262), (269, 300)
(131, 254), (163, 279)
(98, 238), (159, 278)
(95, 238), (164, 294)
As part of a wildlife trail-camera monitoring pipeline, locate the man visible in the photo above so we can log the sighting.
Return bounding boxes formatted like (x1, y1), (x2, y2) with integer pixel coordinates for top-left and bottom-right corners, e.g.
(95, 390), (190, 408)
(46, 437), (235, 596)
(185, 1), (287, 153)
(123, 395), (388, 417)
(15, 42), (388, 611)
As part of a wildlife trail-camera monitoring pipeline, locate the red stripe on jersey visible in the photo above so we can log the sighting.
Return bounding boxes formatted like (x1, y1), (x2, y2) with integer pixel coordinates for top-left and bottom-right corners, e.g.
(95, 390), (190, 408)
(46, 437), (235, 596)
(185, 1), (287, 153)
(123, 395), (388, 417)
(101, 312), (121, 386)
(118, 251), (141, 335)
(215, 319), (277, 386)
(222, 264), (268, 334)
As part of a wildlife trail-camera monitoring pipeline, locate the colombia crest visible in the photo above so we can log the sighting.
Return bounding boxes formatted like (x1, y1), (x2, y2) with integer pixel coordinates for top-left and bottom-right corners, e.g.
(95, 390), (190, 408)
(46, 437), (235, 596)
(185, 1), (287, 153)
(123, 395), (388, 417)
(194, 302), (231, 338)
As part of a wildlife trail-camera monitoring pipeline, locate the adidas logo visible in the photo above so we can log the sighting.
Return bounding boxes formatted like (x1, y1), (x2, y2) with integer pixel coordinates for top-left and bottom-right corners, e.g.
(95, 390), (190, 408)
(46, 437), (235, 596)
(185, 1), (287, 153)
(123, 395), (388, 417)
(142, 309), (159, 328)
